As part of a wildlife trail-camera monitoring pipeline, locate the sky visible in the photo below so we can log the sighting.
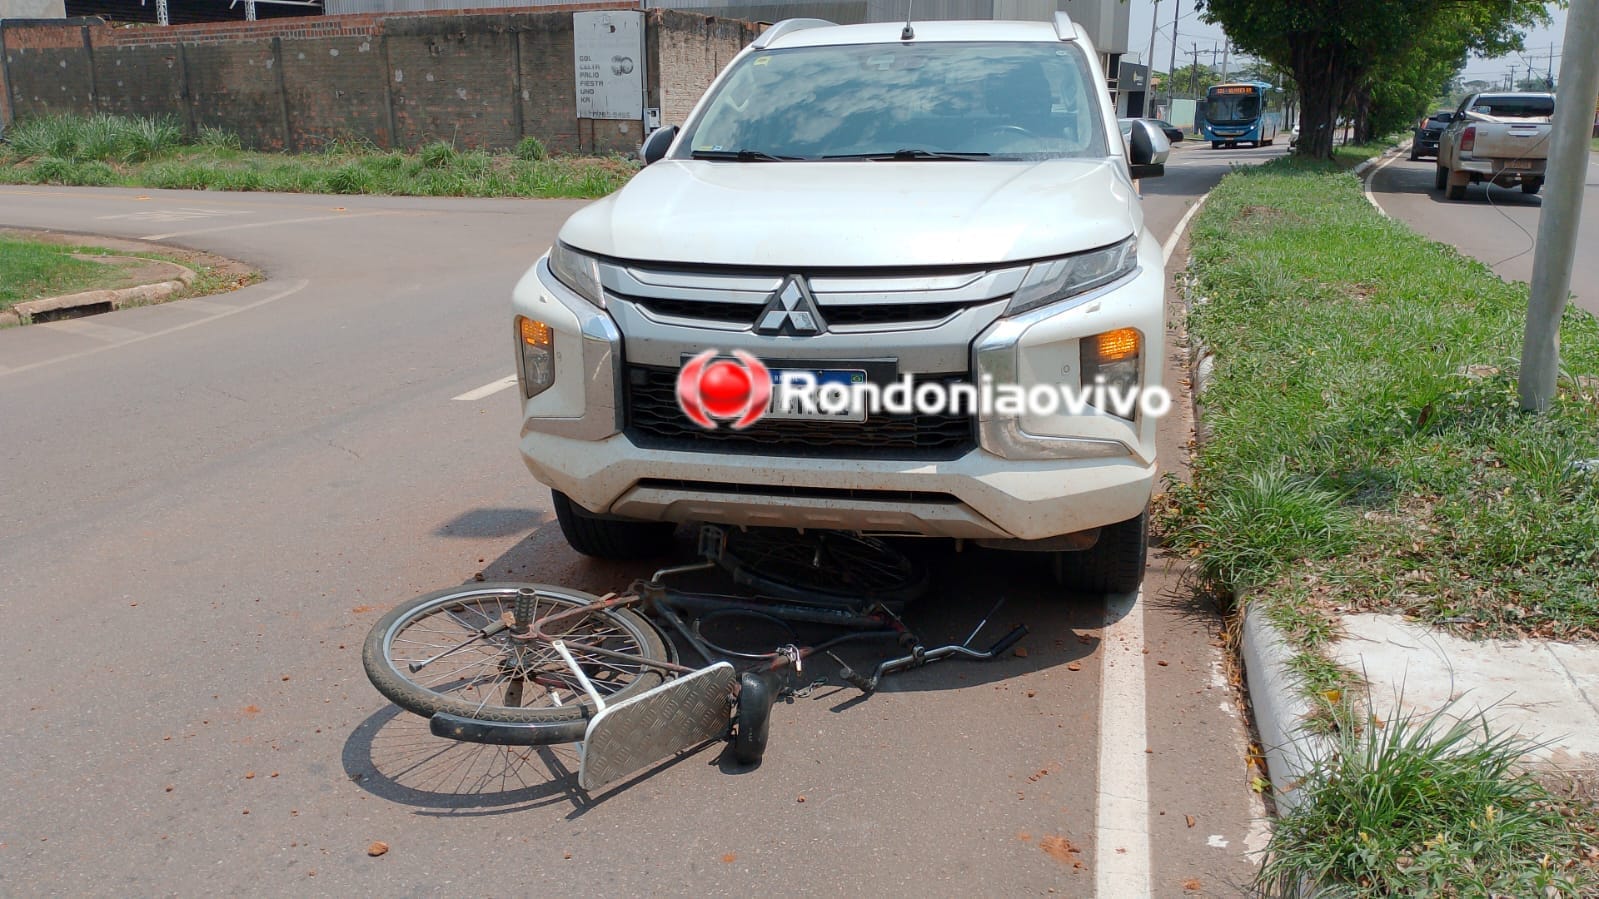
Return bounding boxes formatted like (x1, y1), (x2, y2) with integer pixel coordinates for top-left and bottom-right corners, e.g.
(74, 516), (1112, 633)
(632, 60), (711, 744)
(1121, 0), (1573, 87)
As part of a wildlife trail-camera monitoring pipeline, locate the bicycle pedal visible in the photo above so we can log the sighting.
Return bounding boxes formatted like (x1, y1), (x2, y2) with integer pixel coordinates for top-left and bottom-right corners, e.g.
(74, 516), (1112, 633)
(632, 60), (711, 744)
(579, 662), (736, 792)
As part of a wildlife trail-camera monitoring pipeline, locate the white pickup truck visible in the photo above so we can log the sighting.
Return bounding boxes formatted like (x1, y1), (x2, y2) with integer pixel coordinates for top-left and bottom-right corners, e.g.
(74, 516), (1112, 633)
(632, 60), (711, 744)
(1435, 92), (1554, 200)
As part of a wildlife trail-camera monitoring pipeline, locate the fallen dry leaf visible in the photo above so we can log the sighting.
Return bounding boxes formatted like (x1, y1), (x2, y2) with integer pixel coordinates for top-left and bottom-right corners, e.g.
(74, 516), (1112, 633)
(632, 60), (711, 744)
(367, 841), (389, 857)
(1183, 878), (1203, 892)
(1014, 646), (1029, 658)
(1185, 815), (1196, 828)
(721, 853), (736, 864)
(1066, 662), (1082, 671)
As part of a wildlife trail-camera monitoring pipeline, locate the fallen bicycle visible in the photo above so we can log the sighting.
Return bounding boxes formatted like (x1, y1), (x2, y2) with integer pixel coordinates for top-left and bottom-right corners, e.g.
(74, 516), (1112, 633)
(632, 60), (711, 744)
(362, 527), (1026, 792)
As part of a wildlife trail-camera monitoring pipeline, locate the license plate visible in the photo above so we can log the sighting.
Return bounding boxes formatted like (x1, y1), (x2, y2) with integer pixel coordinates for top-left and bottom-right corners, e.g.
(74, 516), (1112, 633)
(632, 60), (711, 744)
(1506, 160), (1532, 170)
(767, 368), (868, 422)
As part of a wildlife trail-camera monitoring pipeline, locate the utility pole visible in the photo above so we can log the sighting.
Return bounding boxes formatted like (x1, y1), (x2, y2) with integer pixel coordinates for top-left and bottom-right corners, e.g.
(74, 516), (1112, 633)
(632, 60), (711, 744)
(1166, 0), (1179, 114)
(1520, 0), (1599, 412)
(1508, 64), (1517, 90)
(1188, 43), (1200, 99)
(1220, 40), (1230, 81)
(1143, 0), (1160, 116)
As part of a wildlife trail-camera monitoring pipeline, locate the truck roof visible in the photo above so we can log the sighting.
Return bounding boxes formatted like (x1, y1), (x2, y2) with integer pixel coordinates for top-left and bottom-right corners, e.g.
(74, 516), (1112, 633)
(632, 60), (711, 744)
(758, 19), (1074, 50)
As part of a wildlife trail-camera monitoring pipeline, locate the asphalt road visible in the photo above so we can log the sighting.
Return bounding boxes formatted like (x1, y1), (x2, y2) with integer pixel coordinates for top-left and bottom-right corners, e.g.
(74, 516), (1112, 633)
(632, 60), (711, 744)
(0, 141), (1280, 895)
(1366, 149), (1599, 318)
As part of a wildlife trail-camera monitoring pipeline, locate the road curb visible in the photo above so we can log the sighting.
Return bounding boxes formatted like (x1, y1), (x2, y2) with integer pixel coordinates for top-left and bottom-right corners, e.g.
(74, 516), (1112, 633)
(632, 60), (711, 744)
(1178, 194), (1334, 820)
(3, 257), (195, 327)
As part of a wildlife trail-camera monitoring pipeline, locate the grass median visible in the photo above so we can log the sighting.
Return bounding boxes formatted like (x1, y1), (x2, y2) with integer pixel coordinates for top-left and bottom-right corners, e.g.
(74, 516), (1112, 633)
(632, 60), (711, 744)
(0, 114), (635, 199)
(1161, 154), (1599, 893)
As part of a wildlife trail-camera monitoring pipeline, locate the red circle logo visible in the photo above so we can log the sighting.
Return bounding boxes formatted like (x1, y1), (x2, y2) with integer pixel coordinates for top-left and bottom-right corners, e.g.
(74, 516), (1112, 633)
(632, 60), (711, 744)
(676, 350), (771, 430)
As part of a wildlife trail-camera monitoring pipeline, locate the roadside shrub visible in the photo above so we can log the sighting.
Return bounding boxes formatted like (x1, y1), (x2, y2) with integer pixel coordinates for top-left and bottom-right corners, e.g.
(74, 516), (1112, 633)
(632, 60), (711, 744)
(8, 117), (84, 160)
(324, 163), (376, 195)
(454, 150), (492, 179)
(64, 160), (118, 186)
(27, 157), (74, 183)
(418, 141), (458, 169)
(213, 168), (264, 191)
(196, 126), (242, 151)
(514, 136), (546, 161)
(1169, 465), (1355, 591)
(1258, 701), (1591, 896)
(145, 161), (218, 191)
(119, 116), (183, 163)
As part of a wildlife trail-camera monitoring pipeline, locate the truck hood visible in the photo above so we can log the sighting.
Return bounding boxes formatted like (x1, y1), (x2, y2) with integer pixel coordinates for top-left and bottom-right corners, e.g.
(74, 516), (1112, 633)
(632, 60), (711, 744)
(558, 158), (1140, 268)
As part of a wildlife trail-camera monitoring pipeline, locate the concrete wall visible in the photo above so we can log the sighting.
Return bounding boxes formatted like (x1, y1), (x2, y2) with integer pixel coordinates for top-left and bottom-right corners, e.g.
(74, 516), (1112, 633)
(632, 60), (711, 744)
(0, 6), (746, 152)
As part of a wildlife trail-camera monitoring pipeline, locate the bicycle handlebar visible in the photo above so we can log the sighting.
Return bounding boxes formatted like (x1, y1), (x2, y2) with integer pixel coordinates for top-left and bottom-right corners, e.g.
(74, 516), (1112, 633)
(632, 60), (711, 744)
(837, 624), (1030, 694)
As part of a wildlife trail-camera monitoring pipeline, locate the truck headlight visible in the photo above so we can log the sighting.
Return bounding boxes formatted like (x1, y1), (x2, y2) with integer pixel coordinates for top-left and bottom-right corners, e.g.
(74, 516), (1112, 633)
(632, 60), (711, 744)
(1082, 327), (1141, 414)
(548, 242), (604, 308)
(1006, 237), (1139, 316)
(517, 316), (555, 398)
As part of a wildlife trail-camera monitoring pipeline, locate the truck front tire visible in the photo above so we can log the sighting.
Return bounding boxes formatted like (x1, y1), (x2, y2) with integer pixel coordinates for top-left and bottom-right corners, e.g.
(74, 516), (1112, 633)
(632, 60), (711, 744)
(551, 491), (676, 559)
(1054, 509), (1149, 595)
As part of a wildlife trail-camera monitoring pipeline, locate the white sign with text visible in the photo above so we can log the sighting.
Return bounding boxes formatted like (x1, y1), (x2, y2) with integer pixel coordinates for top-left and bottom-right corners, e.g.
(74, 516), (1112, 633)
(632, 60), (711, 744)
(573, 11), (643, 121)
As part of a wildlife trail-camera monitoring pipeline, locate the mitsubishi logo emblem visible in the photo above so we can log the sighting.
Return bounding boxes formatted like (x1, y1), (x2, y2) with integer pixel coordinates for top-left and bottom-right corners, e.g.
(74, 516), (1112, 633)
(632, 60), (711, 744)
(754, 276), (826, 336)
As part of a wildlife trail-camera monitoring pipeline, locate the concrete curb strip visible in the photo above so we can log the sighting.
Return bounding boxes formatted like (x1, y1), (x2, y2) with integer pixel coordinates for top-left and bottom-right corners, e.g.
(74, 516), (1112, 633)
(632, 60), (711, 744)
(2, 256), (196, 327)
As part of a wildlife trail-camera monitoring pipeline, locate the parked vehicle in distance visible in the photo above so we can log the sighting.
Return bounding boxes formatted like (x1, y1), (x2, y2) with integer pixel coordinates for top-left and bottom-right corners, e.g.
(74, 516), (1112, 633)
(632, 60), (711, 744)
(512, 15), (1171, 593)
(1410, 110), (1453, 160)
(1202, 81), (1279, 148)
(1436, 92), (1553, 199)
(1119, 118), (1181, 144)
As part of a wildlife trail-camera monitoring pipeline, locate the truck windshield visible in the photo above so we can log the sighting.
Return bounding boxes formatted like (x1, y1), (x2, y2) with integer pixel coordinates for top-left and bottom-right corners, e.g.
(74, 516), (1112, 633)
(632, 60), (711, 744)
(677, 41), (1109, 161)
(1204, 92), (1260, 124)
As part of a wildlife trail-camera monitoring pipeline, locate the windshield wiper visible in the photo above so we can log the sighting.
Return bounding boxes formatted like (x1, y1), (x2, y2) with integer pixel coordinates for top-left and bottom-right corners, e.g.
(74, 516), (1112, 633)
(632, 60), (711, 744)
(823, 149), (993, 161)
(689, 149), (803, 161)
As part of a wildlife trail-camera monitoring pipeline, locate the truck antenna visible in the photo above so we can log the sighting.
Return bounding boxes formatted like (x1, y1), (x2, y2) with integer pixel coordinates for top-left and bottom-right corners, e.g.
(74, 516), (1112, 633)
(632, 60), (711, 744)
(902, 0), (915, 41)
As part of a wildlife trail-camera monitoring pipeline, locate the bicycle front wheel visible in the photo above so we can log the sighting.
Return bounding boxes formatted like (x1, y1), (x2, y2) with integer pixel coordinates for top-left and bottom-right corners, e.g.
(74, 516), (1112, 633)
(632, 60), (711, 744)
(363, 583), (668, 726)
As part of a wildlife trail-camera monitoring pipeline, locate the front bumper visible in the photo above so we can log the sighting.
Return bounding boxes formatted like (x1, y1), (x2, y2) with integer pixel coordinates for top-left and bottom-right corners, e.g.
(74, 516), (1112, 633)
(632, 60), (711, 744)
(510, 238), (1165, 542)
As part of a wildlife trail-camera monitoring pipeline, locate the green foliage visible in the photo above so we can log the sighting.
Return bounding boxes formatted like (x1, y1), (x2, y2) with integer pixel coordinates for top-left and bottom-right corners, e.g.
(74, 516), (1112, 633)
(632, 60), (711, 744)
(0, 114), (636, 200)
(1196, 0), (1548, 157)
(418, 141), (459, 169)
(514, 136), (547, 161)
(1164, 157), (1599, 636)
(1258, 700), (1592, 896)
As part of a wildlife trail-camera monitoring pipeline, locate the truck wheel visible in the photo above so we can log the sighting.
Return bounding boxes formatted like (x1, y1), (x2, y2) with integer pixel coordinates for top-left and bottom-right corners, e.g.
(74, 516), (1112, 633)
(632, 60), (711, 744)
(1521, 179), (1542, 195)
(1434, 164), (1447, 190)
(551, 490), (676, 559)
(1409, 147), (1420, 161)
(1054, 509), (1148, 595)
(1444, 169), (1467, 200)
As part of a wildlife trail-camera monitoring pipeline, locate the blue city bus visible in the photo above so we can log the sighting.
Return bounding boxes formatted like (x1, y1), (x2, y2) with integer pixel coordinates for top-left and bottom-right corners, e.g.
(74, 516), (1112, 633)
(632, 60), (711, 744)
(1201, 81), (1280, 148)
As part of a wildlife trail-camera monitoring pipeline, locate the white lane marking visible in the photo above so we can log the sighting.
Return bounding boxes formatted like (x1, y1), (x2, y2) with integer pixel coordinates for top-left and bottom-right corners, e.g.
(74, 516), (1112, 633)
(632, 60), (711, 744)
(1162, 194), (1210, 265)
(0, 279), (309, 378)
(1208, 835), (1230, 849)
(1096, 588), (1151, 897)
(141, 210), (395, 241)
(453, 374), (519, 401)
(98, 207), (249, 224)
(1363, 150), (1404, 217)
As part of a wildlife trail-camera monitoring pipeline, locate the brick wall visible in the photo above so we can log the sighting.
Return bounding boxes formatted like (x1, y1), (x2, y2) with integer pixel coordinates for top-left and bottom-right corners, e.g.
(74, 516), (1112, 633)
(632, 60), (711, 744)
(651, 9), (757, 128)
(1, 5), (750, 153)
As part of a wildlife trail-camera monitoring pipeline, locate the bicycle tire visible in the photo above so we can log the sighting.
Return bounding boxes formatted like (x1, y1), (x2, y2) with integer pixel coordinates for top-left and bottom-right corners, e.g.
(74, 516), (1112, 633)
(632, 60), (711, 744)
(363, 582), (668, 725)
(717, 528), (929, 606)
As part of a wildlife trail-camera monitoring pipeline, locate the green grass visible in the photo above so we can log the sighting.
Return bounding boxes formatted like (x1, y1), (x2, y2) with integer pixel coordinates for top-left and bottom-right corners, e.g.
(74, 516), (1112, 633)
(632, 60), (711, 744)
(0, 236), (134, 309)
(1330, 135), (1402, 170)
(1258, 700), (1598, 896)
(1162, 156), (1599, 640)
(0, 234), (257, 319)
(0, 114), (635, 199)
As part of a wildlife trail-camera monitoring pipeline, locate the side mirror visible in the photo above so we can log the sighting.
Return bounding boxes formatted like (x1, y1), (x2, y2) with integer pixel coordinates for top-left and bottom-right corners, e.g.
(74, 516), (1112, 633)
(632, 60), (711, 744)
(640, 125), (679, 165)
(1127, 118), (1169, 180)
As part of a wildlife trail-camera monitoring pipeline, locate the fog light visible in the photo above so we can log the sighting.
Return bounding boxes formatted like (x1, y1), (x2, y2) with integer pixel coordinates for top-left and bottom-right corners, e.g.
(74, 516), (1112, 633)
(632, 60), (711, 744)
(517, 316), (554, 398)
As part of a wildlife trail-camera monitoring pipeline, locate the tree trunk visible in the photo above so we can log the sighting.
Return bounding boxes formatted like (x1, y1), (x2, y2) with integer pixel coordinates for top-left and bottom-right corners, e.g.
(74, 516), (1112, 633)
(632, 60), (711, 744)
(1290, 40), (1358, 159)
(1352, 84), (1374, 144)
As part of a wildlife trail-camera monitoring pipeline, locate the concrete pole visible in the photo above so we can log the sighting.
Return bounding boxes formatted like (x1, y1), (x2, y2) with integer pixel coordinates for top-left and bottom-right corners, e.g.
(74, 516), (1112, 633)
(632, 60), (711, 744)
(1220, 40), (1229, 81)
(1166, 0), (1179, 113)
(1143, 0), (1159, 116)
(1519, 0), (1599, 412)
